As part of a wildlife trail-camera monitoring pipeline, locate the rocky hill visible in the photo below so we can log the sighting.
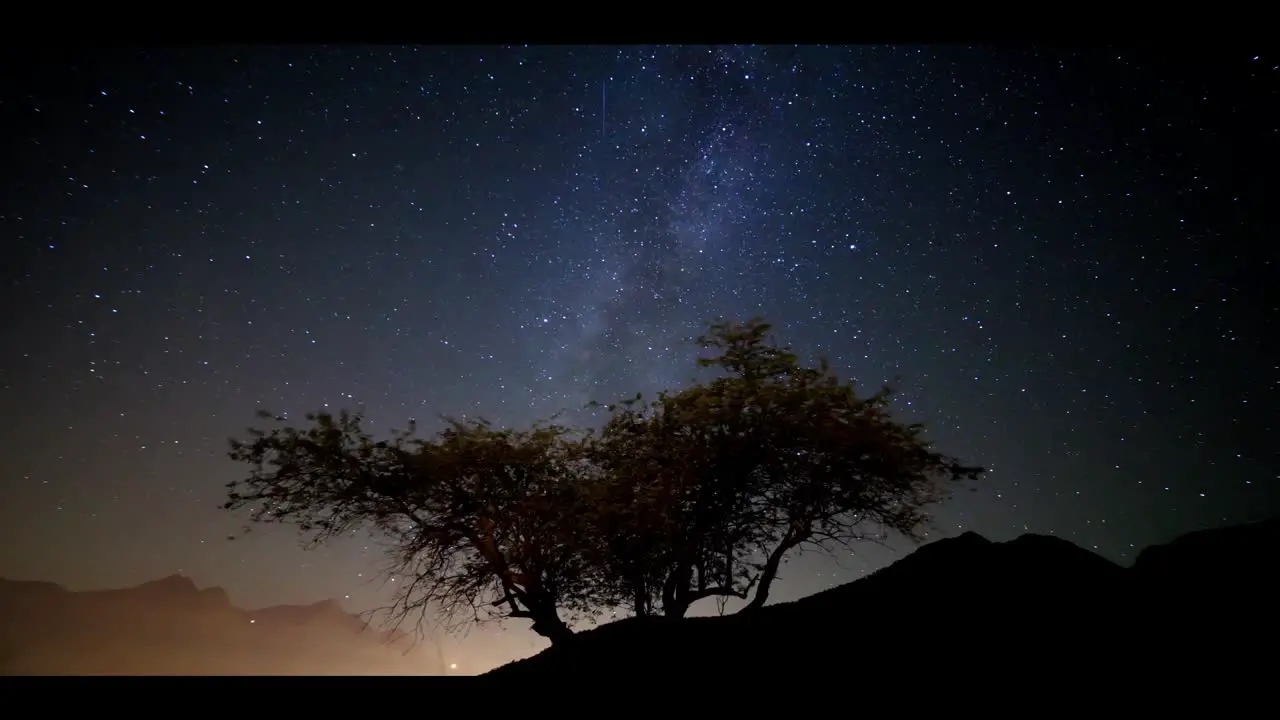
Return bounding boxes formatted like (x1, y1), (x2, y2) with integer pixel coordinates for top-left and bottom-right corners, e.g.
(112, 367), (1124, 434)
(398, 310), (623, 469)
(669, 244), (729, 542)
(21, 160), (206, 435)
(0, 574), (444, 675)
(483, 517), (1280, 678)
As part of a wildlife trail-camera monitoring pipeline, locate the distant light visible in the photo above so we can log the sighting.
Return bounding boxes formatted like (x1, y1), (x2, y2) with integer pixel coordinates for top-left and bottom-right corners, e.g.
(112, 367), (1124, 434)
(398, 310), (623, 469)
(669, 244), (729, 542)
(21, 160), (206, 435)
(249, 619), (256, 624)
(449, 663), (457, 670)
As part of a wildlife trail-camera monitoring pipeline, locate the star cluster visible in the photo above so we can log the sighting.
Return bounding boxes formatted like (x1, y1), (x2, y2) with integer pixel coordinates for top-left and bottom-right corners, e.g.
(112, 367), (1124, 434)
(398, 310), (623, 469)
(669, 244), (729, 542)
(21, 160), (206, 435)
(1, 46), (1275, 672)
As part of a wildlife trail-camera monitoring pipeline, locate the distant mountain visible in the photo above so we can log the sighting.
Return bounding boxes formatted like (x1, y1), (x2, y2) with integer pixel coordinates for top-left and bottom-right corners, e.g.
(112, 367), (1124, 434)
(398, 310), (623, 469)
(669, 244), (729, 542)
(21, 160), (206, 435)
(0, 575), (444, 675)
(484, 517), (1280, 678)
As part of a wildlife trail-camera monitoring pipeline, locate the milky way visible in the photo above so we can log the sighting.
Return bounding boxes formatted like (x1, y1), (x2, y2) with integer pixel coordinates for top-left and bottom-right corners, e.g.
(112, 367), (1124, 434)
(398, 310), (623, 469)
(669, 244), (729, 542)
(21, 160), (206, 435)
(1, 45), (1274, 672)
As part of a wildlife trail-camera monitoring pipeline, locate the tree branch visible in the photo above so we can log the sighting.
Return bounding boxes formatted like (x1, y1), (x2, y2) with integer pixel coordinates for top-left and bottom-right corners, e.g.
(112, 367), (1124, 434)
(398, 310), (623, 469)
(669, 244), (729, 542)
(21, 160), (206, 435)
(744, 525), (806, 612)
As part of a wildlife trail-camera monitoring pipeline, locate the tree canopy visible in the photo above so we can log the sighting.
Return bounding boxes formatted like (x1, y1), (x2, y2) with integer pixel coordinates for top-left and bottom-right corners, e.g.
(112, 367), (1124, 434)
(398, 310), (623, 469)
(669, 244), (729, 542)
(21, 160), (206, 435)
(223, 317), (983, 644)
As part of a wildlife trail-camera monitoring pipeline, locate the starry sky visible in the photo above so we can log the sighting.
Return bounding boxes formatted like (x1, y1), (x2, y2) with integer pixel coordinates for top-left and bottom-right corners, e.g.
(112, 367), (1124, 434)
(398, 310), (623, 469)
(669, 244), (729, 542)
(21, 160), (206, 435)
(1, 45), (1275, 674)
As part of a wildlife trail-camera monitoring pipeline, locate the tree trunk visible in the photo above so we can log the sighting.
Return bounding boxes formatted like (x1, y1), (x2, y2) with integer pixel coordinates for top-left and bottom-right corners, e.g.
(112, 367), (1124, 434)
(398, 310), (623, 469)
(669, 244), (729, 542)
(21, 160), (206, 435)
(663, 599), (691, 619)
(660, 567), (680, 614)
(509, 584), (574, 646)
(633, 587), (650, 617)
(524, 597), (574, 645)
(744, 532), (800, 612)
(530, 613), (574, 645)
(661, 563), (694, 618)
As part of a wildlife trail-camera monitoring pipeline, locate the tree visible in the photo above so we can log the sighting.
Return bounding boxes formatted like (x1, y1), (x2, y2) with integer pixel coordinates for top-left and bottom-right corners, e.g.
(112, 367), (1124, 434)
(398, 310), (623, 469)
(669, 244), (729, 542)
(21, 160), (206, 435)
(589, 318), (984, 617)
(224, 410), (600, 645)
(580, 391), (731, 618)
(222, 316), (984, 642)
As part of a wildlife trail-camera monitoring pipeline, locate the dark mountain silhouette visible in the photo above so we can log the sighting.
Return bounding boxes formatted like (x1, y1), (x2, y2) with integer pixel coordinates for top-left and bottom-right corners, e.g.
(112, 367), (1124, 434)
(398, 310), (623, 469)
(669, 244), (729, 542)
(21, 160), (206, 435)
(5, 517), (1273, 676)
(484, 517), (1280, 678)
(0, 574), (444, 675)
(1132, 516), (1279, 598)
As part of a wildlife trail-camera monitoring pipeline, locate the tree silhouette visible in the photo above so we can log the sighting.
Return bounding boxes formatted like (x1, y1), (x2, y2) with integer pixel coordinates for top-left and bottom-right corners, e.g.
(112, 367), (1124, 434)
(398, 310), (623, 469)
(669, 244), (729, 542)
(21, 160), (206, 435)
(589, 318), (984, 617)
(222, 316), (983, 641)
(224, 411), (599, 644)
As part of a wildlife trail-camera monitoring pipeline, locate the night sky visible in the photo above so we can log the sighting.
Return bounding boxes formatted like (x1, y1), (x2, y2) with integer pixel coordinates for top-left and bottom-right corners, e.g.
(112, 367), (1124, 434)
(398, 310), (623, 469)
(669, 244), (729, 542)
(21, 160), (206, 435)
(2, 46), (1275, 673)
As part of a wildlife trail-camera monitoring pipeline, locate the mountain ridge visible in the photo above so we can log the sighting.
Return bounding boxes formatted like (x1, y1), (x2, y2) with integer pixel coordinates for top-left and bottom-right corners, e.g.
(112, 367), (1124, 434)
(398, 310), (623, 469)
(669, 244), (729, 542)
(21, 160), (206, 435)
(0, 573), (444, 675)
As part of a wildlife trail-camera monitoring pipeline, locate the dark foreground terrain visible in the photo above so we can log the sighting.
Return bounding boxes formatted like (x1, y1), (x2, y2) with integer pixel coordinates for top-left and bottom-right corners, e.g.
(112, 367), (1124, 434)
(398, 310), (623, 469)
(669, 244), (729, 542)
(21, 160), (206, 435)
(485, 517), (1280, 678)
(0, 574), (444, 675)
(4, 518), (1274, 677)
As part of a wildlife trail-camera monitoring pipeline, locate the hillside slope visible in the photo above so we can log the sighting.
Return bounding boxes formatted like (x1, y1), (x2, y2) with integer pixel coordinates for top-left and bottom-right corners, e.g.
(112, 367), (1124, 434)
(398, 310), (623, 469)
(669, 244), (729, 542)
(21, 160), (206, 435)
(484, 518), (1280, 678)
